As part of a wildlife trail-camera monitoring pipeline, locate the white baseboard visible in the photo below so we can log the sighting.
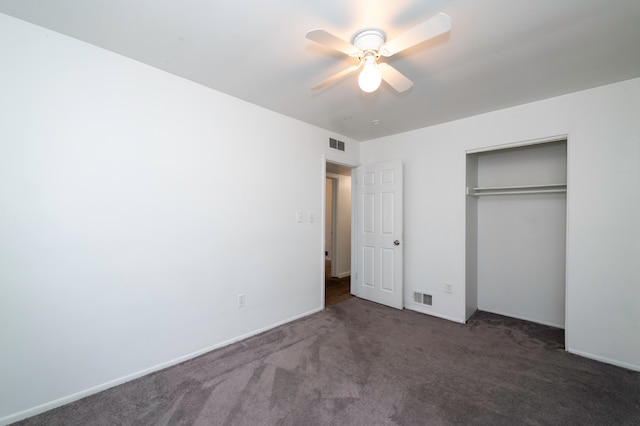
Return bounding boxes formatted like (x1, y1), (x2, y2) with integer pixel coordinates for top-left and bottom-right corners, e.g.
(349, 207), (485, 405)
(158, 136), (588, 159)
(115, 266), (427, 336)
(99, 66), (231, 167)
(477, 308), (565, 329)
(0, 307), (323, 426)
(337, 271), (350, 279)
(566, 348), (640, 372)
(405, 304), (466, 324)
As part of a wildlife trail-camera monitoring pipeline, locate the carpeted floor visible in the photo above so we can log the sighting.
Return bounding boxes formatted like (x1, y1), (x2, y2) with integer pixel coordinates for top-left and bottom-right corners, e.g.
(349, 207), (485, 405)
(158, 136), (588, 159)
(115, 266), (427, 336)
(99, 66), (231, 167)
(14, 298), (640, 425)
(324, 259), (352, 307)
(325, 275), (351, 307)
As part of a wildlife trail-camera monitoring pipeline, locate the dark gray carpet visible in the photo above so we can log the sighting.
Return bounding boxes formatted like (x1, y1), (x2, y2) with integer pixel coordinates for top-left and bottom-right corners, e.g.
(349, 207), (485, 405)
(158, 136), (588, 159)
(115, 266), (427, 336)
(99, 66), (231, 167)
(14, 297), (640, 425)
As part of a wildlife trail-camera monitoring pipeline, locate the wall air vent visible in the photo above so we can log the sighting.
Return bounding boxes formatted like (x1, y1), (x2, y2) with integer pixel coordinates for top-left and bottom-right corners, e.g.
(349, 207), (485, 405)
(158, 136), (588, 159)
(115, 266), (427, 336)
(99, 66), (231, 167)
(414, 291), (433, 306)
(329, 138), (345, 151)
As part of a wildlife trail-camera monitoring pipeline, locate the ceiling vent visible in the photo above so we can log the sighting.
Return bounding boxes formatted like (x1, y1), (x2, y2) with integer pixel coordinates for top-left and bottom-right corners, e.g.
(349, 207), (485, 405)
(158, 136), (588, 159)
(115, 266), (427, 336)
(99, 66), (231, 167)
(329, 138), (345, 151)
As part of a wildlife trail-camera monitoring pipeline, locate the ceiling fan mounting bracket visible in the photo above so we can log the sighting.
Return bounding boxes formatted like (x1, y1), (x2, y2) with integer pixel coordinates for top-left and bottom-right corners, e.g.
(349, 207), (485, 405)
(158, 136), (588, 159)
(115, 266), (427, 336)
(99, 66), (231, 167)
(352, 29), (386, 54)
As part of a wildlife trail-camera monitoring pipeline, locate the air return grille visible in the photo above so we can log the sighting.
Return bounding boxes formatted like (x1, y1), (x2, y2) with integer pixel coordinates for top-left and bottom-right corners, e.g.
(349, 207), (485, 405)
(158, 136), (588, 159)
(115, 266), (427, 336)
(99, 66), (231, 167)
(414, 292), (433, 306)
(329, 138), (345, 151)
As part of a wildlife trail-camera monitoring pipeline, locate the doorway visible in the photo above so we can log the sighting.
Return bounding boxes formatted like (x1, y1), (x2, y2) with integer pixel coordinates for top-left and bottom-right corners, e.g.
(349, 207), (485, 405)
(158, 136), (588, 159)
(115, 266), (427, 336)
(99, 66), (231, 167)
(325, 161), (353, 307)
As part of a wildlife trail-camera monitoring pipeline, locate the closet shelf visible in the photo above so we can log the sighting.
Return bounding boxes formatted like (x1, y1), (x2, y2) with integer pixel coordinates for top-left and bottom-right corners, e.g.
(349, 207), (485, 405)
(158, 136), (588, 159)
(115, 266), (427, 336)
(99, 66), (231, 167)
(467, 183), (567, 196)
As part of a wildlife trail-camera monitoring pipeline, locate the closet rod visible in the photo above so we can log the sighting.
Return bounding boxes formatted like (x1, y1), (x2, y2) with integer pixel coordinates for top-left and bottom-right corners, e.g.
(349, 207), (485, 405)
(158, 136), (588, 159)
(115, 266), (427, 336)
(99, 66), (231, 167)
(471, 189), (567, 196)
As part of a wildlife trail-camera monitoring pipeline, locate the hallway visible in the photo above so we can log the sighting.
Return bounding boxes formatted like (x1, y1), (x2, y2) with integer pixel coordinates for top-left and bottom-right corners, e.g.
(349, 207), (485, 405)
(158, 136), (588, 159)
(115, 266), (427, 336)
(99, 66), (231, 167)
(324, 260), (351, 307)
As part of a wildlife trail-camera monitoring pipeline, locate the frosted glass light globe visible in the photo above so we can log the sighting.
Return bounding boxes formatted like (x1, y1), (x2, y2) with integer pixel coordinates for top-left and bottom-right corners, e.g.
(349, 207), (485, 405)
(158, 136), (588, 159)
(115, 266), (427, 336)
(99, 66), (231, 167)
(358, 57), (381, 93)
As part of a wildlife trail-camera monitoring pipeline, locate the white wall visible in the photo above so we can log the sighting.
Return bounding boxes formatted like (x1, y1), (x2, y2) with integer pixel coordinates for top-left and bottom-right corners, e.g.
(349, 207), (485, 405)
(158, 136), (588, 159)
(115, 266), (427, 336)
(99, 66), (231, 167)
(361, 78), (640, 371)
(325, 178), (334, 258)
(477, 193), (567, 327)
(464, 157), (478, 320)
(327, 173), (352, 278)
(0, 14), (359, 423)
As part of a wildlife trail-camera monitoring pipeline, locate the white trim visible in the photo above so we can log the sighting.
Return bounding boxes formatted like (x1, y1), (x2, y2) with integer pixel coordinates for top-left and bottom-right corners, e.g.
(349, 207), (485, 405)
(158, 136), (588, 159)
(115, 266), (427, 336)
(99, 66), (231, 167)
(326, 175), (339, 276)
(351, 167), (359, 298)
(405, 305), (466, 324)
(465, 134), (568, 154)
(566, 348), (640, 372)
(0, 307), (323, 426)
(564, 135), (572, 351)
(321, 155), (328, 309)
(478, 308), (565, 329)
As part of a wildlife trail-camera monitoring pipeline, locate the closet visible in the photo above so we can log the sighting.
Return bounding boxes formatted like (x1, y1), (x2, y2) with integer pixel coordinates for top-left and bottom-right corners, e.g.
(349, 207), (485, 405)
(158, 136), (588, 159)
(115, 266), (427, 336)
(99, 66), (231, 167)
(465, 139), (567, 329)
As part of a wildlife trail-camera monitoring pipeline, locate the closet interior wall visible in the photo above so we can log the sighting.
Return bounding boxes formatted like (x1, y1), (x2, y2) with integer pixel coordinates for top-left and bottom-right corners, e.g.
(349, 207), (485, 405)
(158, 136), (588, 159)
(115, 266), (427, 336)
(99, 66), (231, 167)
(466, 140), (568, 329)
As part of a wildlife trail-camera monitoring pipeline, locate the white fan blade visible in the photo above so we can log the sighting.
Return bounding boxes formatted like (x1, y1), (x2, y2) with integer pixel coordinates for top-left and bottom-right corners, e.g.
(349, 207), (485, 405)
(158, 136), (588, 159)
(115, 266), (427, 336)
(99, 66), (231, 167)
(311, 63), (361, 90)
(306, 29), (361, 57)
(380, 13), (451, 57)
(378, 63), (413, 92)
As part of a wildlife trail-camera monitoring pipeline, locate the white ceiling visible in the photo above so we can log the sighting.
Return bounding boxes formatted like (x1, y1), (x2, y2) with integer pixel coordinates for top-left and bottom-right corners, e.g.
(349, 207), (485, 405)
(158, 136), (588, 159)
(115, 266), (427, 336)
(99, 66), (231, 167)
(1, 0), (639, 141)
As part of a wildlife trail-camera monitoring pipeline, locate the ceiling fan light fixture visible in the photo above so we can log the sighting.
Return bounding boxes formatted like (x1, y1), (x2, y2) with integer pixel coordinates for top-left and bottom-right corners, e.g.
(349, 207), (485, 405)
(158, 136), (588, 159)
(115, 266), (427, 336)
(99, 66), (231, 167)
(358, 55), (381, 93)
(306, 13), (451, 93)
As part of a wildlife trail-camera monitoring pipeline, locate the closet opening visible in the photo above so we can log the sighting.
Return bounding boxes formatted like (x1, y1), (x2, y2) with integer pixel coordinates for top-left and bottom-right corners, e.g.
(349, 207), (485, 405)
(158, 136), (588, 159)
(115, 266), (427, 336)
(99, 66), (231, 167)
(465, 138), (568, 347)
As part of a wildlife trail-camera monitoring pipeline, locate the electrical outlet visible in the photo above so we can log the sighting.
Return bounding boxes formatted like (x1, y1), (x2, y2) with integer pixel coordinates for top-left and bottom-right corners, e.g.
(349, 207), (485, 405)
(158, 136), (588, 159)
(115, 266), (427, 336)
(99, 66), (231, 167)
(238, 294), (246, 308)
(445, 283), (453, 294)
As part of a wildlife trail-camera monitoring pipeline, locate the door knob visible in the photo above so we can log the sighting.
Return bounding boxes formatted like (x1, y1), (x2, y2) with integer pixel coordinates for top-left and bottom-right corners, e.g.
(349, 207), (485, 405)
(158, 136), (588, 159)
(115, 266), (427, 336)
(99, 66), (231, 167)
(393, 240), (400, 246)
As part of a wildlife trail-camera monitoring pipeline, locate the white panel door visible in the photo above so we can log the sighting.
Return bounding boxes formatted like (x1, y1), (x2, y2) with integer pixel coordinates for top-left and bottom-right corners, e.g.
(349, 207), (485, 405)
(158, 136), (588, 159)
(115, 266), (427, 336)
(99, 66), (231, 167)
(354, 160), (403, 309)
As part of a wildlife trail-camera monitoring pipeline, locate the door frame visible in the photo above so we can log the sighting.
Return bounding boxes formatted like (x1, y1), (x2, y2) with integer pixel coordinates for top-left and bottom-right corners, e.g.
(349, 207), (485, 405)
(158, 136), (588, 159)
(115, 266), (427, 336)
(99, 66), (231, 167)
(322, 156), (357, 306)
(465, 134), (568, 347)
(325, 175), (339, 277)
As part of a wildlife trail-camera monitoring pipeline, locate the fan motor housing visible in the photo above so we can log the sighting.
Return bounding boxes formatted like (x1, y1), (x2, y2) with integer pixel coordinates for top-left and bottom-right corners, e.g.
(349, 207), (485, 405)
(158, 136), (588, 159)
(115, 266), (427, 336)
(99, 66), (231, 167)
(352, 29), (386, 52)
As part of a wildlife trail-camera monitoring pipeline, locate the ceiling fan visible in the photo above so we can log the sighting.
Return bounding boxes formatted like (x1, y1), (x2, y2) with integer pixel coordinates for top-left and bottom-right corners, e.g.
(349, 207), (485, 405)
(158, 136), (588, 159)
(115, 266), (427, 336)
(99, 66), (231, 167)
(306, 13), (452, 93)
